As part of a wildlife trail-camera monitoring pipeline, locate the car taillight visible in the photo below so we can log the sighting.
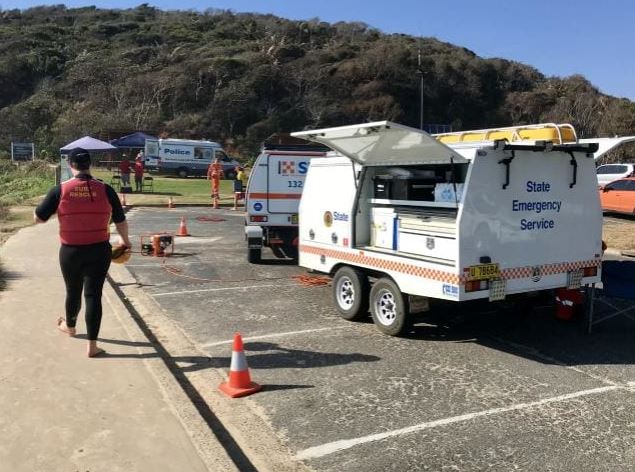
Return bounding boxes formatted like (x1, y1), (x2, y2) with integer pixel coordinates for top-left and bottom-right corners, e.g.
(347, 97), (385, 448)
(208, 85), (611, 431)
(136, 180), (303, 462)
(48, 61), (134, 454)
(250, 216), (268, 222)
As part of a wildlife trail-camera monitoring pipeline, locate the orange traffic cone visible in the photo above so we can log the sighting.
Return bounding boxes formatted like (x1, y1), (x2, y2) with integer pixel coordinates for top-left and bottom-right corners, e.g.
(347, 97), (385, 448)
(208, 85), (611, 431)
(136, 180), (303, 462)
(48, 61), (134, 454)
(120, 193), (127, 208)
(177, 216), (190, 237)
(219, 333), (262, 398)
(168, 196), (174, 209)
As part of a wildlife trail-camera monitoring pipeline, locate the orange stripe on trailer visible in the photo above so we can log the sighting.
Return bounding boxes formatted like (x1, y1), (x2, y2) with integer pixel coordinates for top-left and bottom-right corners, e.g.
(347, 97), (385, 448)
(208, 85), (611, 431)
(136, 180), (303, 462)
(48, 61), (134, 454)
(300, 244), (461, 284)
(248, 192), (302, 199)
(300, 244), (601, 286)
(497, 259), (601, 281)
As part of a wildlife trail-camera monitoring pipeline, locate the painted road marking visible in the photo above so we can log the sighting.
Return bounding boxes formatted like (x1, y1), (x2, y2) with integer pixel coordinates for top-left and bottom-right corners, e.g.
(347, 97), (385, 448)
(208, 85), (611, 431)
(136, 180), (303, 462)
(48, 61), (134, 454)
(126, 261), (210, 268)
(202, 326), (349, 348)
(295, 385), (623, 460)
(152, 283), (298, 297)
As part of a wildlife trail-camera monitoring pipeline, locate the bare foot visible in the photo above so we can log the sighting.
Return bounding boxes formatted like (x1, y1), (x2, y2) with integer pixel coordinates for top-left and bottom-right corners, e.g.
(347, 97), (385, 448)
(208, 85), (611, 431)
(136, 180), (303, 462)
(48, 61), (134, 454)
(87, 340), (105, 358)
(87, 348), (106, 358)
(56, 317), (76, 337)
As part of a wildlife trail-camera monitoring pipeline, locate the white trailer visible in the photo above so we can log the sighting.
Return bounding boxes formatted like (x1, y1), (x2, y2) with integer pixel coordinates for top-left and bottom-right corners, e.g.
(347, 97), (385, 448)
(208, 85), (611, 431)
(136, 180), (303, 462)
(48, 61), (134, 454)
(244, 138), (328, 263)
(292, 121), (605, 335)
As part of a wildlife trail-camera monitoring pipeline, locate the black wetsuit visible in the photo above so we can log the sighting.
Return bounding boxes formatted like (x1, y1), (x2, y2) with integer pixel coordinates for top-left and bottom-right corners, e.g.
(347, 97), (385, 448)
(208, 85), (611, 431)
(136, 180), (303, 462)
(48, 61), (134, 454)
(35, 175), (125, 340)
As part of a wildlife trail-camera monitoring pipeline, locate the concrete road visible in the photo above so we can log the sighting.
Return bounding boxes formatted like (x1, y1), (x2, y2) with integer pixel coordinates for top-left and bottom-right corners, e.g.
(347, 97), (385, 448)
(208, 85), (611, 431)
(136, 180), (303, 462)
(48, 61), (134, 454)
(115, 207), (635, 472)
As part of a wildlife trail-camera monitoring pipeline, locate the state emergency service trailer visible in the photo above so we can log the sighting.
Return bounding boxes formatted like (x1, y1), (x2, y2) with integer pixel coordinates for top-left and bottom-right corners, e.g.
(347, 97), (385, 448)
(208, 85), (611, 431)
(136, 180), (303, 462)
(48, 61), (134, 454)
(292, 121), (604, 335)
(244, 139), (328, 263)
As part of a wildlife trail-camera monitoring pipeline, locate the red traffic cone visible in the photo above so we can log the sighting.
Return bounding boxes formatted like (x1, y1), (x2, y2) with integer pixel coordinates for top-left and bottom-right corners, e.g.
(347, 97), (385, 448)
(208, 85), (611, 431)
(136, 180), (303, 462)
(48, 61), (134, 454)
(219, 333), (262, 398)
(168, 196), (174, 209)
(177, 216), (190, 237)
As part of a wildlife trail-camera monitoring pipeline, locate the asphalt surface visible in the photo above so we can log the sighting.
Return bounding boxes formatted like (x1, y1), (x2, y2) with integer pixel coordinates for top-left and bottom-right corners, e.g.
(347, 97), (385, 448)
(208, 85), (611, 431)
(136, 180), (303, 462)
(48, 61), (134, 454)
(120, 207), (635, 472)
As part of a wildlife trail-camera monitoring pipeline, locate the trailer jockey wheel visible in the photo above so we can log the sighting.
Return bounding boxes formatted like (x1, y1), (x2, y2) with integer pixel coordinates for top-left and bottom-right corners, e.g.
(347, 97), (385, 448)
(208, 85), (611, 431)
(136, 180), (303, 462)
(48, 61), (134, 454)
(370, 278), (411, 336)
(332, 266), (370, 321)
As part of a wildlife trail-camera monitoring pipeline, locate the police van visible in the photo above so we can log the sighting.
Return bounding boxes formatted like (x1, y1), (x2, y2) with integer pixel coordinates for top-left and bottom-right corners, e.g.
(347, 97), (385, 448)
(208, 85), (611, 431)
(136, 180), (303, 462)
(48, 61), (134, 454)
(291, 121), (620, 336)
(144, 138), (238, 178)
(244, 135), (328, 263)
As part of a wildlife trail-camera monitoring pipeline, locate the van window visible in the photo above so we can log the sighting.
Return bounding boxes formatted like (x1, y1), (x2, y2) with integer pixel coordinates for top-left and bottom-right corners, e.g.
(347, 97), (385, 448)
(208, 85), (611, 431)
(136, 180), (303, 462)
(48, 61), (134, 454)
(215, 149), (228, 161)
(194, 147), (213, 160)
(146, 142), (158, 156)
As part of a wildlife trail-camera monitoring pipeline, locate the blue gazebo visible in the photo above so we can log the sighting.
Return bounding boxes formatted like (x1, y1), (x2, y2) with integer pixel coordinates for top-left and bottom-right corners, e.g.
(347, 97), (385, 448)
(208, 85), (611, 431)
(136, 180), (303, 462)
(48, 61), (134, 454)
(110, 132), (156, 149)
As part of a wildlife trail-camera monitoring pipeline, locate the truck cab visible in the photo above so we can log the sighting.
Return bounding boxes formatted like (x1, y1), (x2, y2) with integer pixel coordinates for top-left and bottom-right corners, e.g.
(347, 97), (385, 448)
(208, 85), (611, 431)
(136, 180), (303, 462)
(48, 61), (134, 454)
(244, 135), (328, 263)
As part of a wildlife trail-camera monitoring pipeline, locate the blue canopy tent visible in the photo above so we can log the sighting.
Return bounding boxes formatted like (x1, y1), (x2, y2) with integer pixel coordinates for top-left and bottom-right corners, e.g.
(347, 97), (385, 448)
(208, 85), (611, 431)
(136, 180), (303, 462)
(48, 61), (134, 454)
(110, 132), (156, 149)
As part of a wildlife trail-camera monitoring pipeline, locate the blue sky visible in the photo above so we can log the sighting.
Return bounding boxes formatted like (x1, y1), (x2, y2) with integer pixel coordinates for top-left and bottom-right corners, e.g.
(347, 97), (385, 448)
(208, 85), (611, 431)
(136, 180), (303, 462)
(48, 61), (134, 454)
(6, 0), (635, 100)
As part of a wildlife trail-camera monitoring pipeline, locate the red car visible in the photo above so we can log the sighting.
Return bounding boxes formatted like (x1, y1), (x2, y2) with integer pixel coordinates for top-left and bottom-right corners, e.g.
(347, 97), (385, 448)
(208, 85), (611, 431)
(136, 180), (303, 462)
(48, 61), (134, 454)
(599, 177), (635, 215)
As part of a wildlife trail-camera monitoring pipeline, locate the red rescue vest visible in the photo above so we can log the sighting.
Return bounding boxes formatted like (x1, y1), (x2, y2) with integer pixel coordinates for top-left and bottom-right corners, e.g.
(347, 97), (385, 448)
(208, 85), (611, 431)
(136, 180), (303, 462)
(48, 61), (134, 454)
(58, 177), (112, 245)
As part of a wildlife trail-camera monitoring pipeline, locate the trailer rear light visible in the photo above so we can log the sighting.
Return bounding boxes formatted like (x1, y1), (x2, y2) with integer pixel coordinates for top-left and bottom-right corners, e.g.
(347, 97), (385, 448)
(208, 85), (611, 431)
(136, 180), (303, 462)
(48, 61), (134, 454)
(583, 266), (598, 277)
(250, 215), (268, 222)
(464, 280), (489, 292)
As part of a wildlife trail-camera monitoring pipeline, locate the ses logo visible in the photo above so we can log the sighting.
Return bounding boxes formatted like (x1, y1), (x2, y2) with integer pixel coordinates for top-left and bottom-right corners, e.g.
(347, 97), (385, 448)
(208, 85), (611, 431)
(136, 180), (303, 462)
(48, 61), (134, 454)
(278, 160), (309, 176)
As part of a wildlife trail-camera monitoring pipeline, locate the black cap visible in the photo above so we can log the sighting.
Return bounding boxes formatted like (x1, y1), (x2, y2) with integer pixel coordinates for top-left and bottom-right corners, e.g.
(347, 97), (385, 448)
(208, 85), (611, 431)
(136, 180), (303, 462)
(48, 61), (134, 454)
(69, 148), (91, 169)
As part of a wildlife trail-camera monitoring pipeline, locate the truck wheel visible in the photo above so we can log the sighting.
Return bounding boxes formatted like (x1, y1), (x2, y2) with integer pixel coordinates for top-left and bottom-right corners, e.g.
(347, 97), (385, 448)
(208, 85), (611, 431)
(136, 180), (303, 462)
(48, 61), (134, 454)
(225, 170), (236, 180)
(332, 266), (369, 321)
(370, 278), (410, 336)
(247, 247), (261, 264)
(177, 167), (188, 178)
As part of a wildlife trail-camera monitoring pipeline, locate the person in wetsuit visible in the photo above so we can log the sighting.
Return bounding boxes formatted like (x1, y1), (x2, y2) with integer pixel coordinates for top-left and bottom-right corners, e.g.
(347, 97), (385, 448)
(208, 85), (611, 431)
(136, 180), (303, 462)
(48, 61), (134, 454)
(35, 148), (132, 357)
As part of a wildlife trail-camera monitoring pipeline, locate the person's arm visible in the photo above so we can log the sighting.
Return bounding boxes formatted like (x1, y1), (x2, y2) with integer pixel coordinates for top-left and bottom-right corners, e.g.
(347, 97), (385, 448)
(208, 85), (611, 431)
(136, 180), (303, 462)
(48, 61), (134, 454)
(34, 186), (61, 224)
(114, 220), (132, 248)
(106, 185), (132, 247)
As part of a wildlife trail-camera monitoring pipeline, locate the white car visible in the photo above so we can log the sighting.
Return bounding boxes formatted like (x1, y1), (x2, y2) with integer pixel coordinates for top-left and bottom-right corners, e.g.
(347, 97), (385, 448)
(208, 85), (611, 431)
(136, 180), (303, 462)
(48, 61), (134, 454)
(596, 163), (635, 186)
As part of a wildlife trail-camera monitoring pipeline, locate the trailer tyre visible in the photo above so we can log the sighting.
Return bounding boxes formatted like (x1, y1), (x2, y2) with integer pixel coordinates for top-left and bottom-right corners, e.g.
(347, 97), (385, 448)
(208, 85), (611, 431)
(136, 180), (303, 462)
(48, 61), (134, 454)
(247, 247), (261, 264)
(332, 266), (369, 321)
(370, 278), (410, 336)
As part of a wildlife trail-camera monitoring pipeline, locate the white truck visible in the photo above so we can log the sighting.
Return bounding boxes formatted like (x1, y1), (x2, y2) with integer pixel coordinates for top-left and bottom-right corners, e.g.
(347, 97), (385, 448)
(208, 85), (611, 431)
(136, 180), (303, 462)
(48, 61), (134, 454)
(144, 138), (238, 178)
(292, 121), (605, 335)
(244, 136), (328, 263)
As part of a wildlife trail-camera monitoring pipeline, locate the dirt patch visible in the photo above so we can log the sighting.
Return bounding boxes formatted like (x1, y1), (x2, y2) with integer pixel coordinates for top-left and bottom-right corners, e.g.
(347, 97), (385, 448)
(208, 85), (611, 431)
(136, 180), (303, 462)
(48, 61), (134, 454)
(602, 215), (635, 251)
(0, 206), (35, 247)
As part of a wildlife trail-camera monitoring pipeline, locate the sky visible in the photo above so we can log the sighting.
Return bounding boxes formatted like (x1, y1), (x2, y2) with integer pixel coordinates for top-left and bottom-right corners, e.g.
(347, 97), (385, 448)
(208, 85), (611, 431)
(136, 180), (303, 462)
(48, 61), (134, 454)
(6, 0), (635, 100)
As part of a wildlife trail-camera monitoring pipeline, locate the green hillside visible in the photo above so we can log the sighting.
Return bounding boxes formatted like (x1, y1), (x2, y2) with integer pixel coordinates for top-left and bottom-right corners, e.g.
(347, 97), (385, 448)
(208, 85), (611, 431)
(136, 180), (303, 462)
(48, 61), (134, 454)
(1, 5), (634, 159)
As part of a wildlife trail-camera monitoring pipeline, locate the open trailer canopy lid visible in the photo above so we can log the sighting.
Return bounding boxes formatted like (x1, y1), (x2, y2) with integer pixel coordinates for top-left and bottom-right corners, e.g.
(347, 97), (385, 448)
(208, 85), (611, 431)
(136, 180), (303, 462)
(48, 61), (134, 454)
(291, 121), (467, 166)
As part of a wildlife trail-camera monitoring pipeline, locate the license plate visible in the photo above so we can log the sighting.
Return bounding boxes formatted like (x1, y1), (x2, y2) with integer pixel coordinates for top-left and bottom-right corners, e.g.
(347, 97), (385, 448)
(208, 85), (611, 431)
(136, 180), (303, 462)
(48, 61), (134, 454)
(468, 263), (500, 280)
(291, 214), (299, 224)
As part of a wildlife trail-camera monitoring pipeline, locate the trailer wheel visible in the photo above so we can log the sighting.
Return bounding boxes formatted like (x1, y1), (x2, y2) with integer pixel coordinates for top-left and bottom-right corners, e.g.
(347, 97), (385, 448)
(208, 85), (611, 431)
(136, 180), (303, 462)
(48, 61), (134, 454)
(247, 247), (261, 264)
(370, 278), (410, 336)
(332, 266), (369, 321)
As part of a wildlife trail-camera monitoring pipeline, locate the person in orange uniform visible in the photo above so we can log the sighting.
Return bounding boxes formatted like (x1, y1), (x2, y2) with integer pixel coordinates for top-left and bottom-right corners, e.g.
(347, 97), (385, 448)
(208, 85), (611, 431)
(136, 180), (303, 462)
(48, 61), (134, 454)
(34, 148), (132, 358)
(207, 157), (224, 208)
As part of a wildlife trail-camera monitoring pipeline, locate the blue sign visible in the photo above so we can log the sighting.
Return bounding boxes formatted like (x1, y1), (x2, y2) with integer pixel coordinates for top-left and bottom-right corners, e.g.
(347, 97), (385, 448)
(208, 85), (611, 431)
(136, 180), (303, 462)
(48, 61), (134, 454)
(253, 202), (263, 211)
